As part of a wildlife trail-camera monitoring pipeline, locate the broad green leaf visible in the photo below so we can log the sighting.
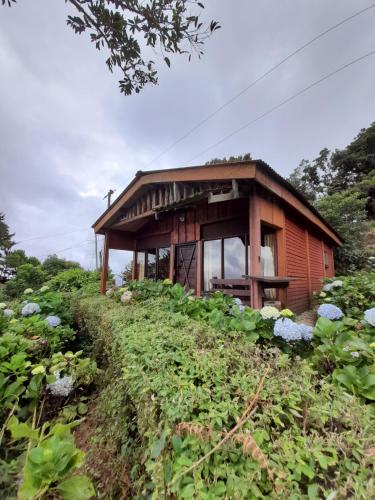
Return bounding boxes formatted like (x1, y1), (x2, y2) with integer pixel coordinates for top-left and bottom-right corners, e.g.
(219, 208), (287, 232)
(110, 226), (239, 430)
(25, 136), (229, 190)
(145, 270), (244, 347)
(57, 475), (95, 499)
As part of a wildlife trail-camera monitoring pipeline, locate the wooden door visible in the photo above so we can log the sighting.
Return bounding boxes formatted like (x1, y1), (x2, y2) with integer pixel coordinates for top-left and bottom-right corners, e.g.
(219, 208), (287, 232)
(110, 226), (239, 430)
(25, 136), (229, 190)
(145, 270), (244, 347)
(175, 243), (196, 291)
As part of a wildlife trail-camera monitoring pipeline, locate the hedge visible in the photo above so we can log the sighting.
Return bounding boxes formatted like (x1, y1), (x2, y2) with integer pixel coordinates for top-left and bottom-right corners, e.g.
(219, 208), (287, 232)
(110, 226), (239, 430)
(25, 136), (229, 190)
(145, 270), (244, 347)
(73, 294), (374, 499)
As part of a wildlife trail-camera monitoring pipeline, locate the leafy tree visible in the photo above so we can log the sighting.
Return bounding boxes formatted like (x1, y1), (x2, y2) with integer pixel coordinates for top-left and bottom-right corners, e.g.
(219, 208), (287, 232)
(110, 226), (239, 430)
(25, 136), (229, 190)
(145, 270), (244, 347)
(315, 190), (370, 273)
(205, 153), (252, 165)
(287, 148), (332, 202)
(5, 249), (41, 271)
(4, 263), (47, 298)
(2, 0), (219, 95)
(42, 254), (82, 278)
(0, 213), (15, 282)
(287, 122), (375, 199)
(329, 122), (375, 193)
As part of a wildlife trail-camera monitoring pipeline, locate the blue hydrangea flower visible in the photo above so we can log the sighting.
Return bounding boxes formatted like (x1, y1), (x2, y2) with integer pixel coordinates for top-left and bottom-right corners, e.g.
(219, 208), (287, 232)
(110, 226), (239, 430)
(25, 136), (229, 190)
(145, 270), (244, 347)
(364, 307), (375, 327)
(21, 302), (41, 317)
(323, 283), (334, 292)
(234, 298), (242, 306)
(317, 304), (343, 320)
(45, 315), (61, 328)
(273, 318), (302, 342)
(297, 323), (313, 341)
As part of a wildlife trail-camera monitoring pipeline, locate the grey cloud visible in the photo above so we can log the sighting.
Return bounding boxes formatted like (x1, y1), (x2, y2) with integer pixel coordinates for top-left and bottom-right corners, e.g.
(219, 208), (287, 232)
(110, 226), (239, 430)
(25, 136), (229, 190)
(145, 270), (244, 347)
(1, 0), (374, 276)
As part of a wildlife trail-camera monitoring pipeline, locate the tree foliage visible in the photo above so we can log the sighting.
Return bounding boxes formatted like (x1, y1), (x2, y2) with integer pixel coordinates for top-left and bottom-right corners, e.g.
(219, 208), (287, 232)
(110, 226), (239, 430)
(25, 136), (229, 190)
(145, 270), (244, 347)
(205, 153), (252, 165)
(0, 213), (15, 282)
(2, 0), (219, 95)
(315, 191), (370, 274)
(42, 254), (82, 278)
(287, 122), (375, 201)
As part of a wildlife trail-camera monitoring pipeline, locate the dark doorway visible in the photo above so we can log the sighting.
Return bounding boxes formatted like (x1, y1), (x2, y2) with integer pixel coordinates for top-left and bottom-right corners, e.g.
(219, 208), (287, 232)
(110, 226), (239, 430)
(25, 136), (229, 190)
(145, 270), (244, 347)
(175, 243), (196, 291)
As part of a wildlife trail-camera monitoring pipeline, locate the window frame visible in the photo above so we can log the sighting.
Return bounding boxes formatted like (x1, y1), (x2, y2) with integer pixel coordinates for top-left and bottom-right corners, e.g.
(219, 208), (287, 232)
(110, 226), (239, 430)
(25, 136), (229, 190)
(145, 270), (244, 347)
(202, 233), (249, 291)
(137, 247), (171, 280)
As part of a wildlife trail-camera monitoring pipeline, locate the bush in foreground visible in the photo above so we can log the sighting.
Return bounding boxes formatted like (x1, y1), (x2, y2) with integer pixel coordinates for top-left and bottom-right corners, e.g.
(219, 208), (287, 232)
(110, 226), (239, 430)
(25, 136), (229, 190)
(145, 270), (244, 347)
(74, 292), (375, 499)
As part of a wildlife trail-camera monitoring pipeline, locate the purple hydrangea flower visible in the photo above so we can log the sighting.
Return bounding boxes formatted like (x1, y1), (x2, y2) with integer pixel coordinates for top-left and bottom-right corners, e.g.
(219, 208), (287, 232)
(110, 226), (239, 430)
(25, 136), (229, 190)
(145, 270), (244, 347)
(21, 302), (41, 317)
(317, 304), (343, 320)
(273, 318), (302, 342)
(297, 323), (313, 341)
(364, 307), (375, 327)
(45, 315), (61, 328)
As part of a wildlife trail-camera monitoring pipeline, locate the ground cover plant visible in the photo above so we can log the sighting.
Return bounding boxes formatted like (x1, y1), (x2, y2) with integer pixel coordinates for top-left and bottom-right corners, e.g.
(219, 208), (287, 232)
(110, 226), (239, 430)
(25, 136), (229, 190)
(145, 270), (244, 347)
(0, 281), (99, 499)
(74, 277), (375, 498)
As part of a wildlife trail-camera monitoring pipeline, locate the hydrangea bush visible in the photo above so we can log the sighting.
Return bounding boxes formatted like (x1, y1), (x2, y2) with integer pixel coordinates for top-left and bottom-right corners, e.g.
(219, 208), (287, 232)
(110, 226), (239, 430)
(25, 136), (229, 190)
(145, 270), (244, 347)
(317, 304), (344, 320)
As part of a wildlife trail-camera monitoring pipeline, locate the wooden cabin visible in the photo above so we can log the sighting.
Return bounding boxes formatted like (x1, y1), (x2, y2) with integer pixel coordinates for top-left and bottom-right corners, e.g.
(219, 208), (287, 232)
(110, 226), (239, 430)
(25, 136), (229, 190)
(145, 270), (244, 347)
(93, 160), (342, 313)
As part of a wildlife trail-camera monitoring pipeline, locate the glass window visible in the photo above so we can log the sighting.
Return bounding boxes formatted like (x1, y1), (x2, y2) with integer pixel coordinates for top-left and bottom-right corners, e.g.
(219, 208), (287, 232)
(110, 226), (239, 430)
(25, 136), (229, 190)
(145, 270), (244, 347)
(147, 249), (157, 279)
(261, 231), (276, 277)
(136, 251), (146, 280)
(203, 239), (221, 290)
(158, 247), (170, 280)
(224, 237), (246, 279)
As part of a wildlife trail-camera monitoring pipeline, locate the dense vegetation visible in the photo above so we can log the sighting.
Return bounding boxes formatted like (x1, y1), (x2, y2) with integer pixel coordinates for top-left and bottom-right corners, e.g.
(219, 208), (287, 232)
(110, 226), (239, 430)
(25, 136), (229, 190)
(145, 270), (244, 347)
(71, 278), (375, 498)
(287, 122), (375, 273)
(0, 276), (100, 499)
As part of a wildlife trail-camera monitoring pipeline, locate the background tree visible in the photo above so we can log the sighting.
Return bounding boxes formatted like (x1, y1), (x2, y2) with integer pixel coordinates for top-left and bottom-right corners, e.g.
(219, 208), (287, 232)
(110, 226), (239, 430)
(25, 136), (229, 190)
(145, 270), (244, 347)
(0, 212), (15, 282)
(205, 153), (252, 165)
(42, 254), (82, 278)
(2, 0), (219, 95)
(315, 191), (370, 274)
(4, 263), (47, 298)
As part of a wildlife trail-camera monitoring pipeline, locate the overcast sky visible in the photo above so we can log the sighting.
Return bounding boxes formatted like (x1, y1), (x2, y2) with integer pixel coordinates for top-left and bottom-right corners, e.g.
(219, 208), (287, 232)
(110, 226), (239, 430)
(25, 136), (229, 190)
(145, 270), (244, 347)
(1, 0), (374, 279)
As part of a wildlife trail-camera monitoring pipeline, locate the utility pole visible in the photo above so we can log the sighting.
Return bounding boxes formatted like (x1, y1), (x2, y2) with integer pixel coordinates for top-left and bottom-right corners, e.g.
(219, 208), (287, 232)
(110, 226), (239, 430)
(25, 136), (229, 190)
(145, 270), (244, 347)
(95, 234), (98, 270)
(103, 189), (116, 208)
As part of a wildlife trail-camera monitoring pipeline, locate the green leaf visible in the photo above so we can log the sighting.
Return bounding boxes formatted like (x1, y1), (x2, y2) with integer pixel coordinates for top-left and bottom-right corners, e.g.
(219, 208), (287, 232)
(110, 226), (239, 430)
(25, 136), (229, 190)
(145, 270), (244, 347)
(57, 475), (95, 499)
(150, 433), (166, 459)
(164, 57), (171, 67)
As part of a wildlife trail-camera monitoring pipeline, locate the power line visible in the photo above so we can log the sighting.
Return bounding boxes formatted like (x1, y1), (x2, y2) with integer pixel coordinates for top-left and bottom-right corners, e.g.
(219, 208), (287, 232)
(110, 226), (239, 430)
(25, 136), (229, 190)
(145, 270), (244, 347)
(16, 227), (90, 244)
(187, 48), (375, 163)
(35, 239), (95, 259)
(145, 3), (375, 165)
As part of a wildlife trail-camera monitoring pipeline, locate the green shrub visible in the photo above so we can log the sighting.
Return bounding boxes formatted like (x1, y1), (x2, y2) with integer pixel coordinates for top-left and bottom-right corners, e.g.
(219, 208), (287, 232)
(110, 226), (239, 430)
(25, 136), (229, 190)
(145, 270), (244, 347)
(318, 272), (375, 318)
(74, 294), (375, 499)
(4, 264), (47, 298)
(48, 269), (99, 293)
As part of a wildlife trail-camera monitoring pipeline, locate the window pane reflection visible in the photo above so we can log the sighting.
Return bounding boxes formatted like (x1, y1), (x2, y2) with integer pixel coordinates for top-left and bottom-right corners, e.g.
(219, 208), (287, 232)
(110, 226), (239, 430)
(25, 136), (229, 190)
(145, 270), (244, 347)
(147, 249), (156, 279)
(203, 239), (221, 290)
(158, 247), (170, 280)
(224, 237), (246, 278)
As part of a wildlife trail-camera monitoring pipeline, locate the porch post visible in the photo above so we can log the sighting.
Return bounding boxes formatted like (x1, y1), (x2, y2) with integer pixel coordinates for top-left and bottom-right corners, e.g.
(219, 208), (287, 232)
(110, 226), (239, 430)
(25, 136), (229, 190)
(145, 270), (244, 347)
(249, 187), (262, 309)
(100, 231), (110, 295)
(132, 251), (137, 280)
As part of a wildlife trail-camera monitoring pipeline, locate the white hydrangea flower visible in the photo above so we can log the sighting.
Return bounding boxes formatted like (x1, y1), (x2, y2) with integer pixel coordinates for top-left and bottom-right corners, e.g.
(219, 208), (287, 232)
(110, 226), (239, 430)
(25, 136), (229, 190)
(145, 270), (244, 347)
(21, 302), (41, 316)
(350, 351), (360, 358)
(364, 308), (375, 327)
(323, 283), (334, 292)
(40, 285), (49, 293)
(0, 302), (6, 309)
(332, 280), (343, 288)
(47, 372), (74, 397)
(3, 309), (14, 317)
(260, 306), (280, 320)
(106, 288), (114, 297)
(24, 288), (34, 294)
(343, 346), (349, 352)
(121, 291), (133, 303)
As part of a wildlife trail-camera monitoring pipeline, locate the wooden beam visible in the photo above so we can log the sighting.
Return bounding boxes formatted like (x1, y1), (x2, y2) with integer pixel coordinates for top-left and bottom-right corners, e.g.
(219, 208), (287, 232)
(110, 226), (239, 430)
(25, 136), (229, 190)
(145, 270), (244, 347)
(249, 189), (262, 309)
(100, 232), (110, 295)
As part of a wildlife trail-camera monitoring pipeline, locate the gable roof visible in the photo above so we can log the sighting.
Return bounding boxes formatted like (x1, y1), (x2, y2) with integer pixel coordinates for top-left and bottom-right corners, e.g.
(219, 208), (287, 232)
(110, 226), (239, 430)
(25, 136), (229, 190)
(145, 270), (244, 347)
(92, 159), (342, 245)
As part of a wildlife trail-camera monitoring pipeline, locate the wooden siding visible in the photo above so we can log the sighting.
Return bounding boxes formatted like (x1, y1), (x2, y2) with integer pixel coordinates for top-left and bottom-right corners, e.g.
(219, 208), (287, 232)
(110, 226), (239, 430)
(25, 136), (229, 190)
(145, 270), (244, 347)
(285, 217), (310, 313)
(308, 233), (325, 293)
(324, 243), (335, 277)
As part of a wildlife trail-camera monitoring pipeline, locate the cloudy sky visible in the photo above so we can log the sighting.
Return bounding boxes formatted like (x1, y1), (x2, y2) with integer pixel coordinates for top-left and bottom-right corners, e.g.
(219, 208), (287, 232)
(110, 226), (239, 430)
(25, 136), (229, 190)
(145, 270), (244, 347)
(1, 0), (374, 279)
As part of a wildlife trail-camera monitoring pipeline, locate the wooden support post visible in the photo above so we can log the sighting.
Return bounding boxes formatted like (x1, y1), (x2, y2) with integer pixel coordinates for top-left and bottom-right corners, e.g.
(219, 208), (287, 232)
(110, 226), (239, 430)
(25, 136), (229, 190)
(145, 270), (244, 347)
(169, 244), (175, 282)
(132, 251), (137, 280)
(276, 211), (287, 308)
(100, 231), (110, 295)
(249, 188), (262, 309)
